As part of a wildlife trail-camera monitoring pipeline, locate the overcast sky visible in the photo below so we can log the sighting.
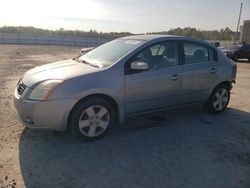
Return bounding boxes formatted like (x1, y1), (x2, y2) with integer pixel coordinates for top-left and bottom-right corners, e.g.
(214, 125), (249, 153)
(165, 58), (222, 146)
(0, 0), (249, 33)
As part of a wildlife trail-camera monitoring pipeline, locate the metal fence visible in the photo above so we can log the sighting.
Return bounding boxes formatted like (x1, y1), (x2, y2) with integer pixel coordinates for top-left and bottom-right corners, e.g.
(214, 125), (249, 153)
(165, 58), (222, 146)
(0, 33), (235, 48)
(0, 33), (111, 47)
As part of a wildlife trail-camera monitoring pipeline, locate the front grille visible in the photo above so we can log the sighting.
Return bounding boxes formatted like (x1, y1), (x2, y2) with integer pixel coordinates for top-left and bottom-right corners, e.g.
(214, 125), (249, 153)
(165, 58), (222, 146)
(17, 82), (27, 96)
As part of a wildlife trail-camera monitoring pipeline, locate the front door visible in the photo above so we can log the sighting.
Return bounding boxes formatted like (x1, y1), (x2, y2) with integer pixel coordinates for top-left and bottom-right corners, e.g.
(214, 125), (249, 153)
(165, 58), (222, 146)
(124, 41), (182, 115)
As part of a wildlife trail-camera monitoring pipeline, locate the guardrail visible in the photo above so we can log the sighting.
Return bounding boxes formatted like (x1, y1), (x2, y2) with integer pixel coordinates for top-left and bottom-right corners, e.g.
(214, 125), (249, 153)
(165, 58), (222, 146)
(0, 33), (111, 47)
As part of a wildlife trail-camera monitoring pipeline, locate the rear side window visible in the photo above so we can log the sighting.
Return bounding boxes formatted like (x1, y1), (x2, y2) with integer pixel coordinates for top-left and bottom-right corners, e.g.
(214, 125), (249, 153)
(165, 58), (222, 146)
(183, 42), (217, 63)
(244, 45), (250, 50)
(183, 42), (209, 64)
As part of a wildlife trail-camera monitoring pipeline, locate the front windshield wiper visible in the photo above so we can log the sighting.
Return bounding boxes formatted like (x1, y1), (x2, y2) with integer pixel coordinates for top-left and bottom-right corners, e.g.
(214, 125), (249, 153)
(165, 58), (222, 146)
(74, 58), (99, 68)
(81, 60), (100, 68)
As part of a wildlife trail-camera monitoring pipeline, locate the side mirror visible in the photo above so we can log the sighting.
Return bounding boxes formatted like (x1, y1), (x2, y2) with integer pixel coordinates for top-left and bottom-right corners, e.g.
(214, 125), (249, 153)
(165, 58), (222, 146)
(130, 61), (149, 71)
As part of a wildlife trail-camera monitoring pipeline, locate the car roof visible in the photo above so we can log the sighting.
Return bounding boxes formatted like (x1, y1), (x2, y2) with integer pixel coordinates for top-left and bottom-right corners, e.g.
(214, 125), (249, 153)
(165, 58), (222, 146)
(121, 34), (181, 41)
(120, 34), (214, 47)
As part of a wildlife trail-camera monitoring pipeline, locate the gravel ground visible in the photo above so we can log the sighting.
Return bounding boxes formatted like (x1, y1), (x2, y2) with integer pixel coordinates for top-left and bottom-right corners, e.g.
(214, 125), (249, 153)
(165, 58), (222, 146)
(0, 44), (249, 188)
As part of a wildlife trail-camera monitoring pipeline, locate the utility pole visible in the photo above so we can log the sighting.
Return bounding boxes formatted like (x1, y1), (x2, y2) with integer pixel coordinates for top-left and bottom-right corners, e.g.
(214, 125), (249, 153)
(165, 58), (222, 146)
(235, 2), (243, 44)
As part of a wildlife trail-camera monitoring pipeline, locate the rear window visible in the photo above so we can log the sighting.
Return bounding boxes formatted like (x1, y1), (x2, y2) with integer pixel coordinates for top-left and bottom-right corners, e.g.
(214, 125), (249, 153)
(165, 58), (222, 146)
(183, 42), (217, 64)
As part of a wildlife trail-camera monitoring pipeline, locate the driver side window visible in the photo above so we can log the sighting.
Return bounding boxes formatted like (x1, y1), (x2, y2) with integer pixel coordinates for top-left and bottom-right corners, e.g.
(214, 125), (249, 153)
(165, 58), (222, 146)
(130, 41), (179, 70)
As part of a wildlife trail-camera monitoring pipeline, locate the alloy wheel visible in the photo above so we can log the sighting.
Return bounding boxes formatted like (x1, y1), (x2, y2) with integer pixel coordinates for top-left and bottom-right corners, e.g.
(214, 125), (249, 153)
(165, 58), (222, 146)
(213, 88), (229, 111)
(78, 105), (110, 137)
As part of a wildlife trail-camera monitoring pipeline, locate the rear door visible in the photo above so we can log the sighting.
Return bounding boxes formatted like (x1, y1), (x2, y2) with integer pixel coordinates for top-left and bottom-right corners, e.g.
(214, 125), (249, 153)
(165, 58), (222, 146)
(181, 41), (219, 103)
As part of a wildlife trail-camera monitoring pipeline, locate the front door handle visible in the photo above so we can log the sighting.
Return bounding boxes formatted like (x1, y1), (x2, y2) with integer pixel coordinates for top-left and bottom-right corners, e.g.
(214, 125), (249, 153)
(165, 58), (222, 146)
(209, 68), (217, 73)
(170, 74), (180, 81)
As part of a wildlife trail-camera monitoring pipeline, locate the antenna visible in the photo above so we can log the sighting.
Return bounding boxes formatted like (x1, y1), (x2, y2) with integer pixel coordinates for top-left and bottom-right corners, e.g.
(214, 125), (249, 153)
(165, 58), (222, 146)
(234, 2), (243, 44)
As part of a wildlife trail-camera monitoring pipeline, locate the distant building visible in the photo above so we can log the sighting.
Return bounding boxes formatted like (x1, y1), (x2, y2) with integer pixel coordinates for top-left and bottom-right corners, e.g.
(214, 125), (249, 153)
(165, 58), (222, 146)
(240, 20), (250, 44)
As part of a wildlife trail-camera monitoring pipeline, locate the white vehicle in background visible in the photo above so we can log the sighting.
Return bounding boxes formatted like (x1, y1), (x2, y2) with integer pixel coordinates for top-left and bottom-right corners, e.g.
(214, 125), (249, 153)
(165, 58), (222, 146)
(80, 47), (95, 55)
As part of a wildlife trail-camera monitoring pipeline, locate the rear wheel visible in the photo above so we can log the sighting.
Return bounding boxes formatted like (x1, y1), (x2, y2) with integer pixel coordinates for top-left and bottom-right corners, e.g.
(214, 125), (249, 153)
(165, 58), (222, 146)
(248, 58), (250, 62)
(69, 97), (115, 141)
(204, 84), (230, 114)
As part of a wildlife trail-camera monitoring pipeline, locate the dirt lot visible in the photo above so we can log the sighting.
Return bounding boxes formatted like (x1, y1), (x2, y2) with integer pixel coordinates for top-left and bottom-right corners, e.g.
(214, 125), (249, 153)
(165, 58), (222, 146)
(0, 45), (250, 188)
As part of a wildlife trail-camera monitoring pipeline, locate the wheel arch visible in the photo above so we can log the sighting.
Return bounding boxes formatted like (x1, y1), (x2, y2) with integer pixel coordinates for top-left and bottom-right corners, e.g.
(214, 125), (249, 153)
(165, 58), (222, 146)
(215, 81), (232, 89)
(209, 81), (232, 98)
(67, 93), (120, 130)
(204, 81), (232, 113)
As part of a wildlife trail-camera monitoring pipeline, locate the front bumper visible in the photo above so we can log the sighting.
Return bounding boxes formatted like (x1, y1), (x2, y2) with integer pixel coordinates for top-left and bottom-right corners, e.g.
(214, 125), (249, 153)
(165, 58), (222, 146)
(13, 90), (77, 131)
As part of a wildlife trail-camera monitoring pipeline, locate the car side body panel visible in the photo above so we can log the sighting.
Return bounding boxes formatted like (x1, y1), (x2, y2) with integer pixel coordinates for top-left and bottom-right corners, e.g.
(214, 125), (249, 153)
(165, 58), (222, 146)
(125, 66), (183, 114)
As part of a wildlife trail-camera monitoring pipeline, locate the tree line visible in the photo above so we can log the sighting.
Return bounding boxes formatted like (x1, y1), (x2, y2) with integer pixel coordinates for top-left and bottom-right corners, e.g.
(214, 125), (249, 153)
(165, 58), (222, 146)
(0, 26), (237, 41)
(0, 26), (131, 39)
(149, 27), (237, 41)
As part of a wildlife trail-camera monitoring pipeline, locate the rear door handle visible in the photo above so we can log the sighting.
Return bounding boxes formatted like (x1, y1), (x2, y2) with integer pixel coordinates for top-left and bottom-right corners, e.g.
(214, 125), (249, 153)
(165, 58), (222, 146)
(170, 74), (180, 81)
(209, 68), (217, 73)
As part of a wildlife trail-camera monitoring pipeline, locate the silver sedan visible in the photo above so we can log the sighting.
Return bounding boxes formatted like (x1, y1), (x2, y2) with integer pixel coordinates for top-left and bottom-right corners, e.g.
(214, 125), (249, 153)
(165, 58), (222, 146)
(14, 35), (237, 140)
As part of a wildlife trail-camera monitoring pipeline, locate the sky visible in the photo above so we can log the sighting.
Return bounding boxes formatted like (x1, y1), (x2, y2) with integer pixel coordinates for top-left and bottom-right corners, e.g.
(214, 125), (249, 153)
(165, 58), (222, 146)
(0, 0), (249, 33)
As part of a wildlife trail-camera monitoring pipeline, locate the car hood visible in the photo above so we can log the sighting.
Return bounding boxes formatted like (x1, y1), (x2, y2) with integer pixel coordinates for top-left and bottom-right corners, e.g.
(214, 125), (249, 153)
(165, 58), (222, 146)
(22, 59), (102, 87)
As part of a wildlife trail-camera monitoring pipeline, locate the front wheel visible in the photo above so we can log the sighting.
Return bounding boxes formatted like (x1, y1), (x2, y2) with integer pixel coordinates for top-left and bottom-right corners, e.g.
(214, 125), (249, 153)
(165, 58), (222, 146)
(204, 85), (230, 114)
(69, 98), (115, 141)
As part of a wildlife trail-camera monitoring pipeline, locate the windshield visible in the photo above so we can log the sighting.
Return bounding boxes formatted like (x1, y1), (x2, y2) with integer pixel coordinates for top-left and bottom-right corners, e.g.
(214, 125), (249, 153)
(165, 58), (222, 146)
(227, 45), (241, 50)
(79, 39), (144, 67)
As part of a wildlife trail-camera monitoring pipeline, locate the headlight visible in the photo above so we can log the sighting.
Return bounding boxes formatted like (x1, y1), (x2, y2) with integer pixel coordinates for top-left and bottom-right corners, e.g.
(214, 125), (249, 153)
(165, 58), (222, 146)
(29, 80), (63, 100)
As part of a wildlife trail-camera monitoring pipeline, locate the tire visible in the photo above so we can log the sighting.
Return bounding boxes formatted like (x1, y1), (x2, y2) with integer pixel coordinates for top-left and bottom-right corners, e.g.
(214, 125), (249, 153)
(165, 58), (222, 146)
(69, 97), (115, 141)
(248, 58), (250, 63)
(204, 84), (230, 114)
